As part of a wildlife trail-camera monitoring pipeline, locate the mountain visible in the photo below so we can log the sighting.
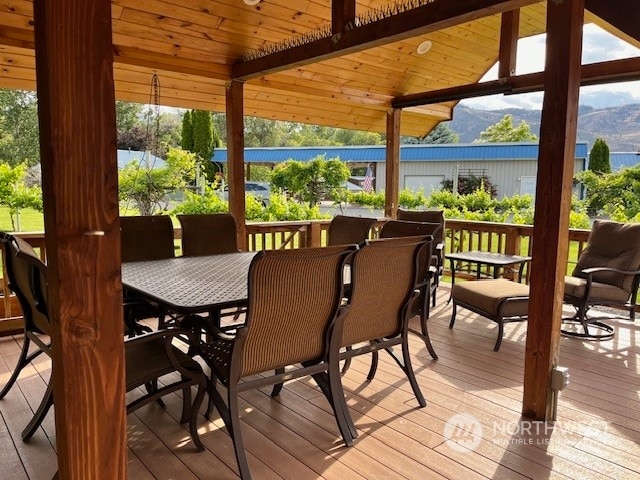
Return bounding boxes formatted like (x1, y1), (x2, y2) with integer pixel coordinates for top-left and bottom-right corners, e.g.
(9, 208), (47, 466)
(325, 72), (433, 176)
(447, 104), (640, 151)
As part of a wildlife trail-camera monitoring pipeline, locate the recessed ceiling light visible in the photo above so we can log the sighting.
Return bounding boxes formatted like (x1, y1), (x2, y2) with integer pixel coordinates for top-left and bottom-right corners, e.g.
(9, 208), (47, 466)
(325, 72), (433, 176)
(244, 0), (261, 5)
(416, 40), (432, 55)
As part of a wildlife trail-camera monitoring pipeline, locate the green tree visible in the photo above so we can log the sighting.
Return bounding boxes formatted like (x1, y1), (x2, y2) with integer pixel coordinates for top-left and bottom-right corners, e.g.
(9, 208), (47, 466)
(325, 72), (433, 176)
(475, 114), (537, 143)
(0, 89), (40, 166)
(588, 138), (611, 174)
(403, 123), (459, 144)
(118, 147), (197, 215)
(181, 110), (194, 151)
(0, 162), (43, 231)
(576, 164), (640, 218)
(116, 101), (144, 131)
(270, 156), (350, 206)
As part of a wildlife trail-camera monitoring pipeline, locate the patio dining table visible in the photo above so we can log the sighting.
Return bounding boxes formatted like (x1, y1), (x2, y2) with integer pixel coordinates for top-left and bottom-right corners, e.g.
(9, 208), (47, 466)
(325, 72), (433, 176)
(121, 251), (258, 334)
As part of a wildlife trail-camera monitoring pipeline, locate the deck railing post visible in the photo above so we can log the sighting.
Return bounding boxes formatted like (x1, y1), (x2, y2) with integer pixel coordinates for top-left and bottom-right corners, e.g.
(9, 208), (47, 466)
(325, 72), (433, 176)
(307, 221), (323, 248)
(504, 226), (522, 280)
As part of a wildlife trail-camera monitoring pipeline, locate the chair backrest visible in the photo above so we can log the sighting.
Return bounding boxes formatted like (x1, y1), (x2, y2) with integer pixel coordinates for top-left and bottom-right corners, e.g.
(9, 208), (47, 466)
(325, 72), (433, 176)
(397, 209), (445, 245)
(327, 215), (376, 246)
(177, 213), (239, 256)
(120, 215), (175, 262)
(1, 233), (50, 335)
(573, 219), (640, 293)
(240, 245), (355, 377)
(340, 236), (429, 346)
(380, 220), (437, 281)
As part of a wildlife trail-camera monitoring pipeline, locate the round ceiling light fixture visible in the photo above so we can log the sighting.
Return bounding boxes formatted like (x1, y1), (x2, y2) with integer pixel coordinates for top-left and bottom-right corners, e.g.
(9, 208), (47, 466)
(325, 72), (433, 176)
(244, 0), (261, 5)
(416, 40), (433, 55)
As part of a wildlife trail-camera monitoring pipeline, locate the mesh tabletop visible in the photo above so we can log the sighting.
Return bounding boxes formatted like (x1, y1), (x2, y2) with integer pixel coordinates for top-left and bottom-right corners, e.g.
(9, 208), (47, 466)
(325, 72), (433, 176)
(122, 252), (257, 314)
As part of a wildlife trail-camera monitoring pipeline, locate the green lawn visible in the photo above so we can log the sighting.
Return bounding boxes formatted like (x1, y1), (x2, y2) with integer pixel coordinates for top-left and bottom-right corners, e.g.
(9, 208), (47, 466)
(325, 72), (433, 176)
(0, 207), (45, 233)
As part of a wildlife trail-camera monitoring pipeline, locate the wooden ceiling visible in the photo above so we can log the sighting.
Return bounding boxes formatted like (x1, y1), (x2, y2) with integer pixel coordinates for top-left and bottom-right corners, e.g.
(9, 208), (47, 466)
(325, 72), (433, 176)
(0, 0), (638, 137)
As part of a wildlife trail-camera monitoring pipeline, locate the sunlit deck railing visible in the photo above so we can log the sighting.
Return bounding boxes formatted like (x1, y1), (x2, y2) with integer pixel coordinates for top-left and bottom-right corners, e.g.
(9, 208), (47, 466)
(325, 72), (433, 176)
(0, 219), (590, 335)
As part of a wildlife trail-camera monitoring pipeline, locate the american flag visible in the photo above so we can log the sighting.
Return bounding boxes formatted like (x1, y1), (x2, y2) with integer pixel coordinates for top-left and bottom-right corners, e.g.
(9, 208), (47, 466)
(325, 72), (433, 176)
(363, 165), (374, 193)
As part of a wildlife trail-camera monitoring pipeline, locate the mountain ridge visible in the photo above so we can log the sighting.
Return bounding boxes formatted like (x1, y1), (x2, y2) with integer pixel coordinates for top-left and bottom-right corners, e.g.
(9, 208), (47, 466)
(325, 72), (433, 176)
(447, 104), (640, 151)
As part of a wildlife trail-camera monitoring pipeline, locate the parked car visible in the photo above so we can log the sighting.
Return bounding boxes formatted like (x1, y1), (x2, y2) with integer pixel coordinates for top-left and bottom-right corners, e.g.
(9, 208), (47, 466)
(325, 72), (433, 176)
(221, 181), (271, 206)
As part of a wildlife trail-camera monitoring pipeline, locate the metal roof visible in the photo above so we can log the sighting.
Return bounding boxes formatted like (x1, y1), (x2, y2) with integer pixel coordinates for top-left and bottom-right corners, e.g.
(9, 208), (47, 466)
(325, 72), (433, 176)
(211, 142), (589, 164)
(610, 152), (640, 171)
(117, 149), (165, 170)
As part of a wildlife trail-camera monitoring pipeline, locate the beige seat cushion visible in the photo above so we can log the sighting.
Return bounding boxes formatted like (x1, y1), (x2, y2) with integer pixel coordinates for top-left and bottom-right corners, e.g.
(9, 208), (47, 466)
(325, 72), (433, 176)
(452, 278), (529, 317)
(564, 275), (630, 303)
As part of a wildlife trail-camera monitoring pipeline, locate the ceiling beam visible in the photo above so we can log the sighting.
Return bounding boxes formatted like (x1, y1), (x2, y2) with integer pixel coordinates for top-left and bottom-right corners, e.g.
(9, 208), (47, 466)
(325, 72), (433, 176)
(585, 0), (640, 42)
(232, 0), (540, 80)
(393, 56), (640, 108)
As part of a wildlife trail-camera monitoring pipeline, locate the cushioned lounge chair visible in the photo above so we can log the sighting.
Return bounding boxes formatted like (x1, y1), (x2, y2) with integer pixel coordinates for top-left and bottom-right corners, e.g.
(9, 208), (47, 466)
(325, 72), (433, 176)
(563, 219), (640, 340)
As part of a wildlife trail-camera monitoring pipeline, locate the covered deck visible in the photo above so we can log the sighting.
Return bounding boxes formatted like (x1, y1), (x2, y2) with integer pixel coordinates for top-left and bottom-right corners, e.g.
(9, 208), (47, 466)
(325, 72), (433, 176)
(2, 286), (638, 479)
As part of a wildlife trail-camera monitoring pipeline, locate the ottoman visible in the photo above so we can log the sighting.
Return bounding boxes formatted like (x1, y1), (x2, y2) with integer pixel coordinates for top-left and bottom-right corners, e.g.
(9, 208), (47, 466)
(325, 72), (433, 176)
(450, 278), (529, 351)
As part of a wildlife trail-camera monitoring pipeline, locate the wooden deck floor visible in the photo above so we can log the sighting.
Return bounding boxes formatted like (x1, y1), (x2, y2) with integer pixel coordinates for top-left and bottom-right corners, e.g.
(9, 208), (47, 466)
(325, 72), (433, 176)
(1, 285), (639, 480)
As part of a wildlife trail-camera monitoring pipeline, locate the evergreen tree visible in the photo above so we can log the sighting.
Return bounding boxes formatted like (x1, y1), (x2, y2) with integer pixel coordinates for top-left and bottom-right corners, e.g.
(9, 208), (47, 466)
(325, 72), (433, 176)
(181, 110), (194, 151)
(588, 138), (611, 174)
(191, 110), (217, 182)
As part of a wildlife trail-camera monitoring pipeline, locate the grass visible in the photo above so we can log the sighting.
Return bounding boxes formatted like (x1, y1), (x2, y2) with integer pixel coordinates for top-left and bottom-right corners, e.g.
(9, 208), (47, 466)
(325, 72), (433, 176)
(0, 207), (45, 233)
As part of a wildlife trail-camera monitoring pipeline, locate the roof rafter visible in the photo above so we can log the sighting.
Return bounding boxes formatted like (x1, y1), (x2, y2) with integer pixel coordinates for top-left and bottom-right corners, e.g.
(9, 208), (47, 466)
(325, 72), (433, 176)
(585, 0), (640, 43)
(393, 56), (640, 108)
(232, 0), (541, 80)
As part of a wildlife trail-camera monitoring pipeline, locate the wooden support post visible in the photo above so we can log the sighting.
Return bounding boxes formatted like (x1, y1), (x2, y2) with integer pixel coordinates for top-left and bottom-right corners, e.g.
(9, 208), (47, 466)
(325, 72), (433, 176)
(384, 109), (401, 219)
(498, 9), (520, 78)
(33, 0), (126, 478)
(226, 80), (248, 251)
(523, 0), (584, 420)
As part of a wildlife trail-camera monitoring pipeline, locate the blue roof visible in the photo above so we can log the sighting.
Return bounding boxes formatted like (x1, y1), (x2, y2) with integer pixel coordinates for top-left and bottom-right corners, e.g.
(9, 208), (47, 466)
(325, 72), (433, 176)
(211, 142), (589, 163)
(610, 152), (640, 171)
(117, 149), (165, 169)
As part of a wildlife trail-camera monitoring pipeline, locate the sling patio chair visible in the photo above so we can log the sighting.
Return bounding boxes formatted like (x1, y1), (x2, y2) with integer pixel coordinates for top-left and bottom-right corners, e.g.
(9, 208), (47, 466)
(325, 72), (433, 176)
(0, 233), (207, 449)
(397, 208), (446, 279)
(120, 214), (176, 332)
(563, 219), (640, 340)
(379, 219), (440, 359)
(177, 213), (239, 256)
(327, 214), (377, 246)
(197, 245), (356, 480)
(330, 236), (432, 440)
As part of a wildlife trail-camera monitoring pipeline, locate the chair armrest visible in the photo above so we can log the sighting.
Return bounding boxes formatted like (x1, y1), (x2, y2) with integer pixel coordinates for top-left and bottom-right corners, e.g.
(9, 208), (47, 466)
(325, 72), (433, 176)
(581, 266), (640, 276)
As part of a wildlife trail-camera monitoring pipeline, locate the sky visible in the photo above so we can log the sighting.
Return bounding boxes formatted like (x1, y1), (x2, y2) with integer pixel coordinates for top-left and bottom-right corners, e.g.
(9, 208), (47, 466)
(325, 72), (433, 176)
(461, 24), (640, 110)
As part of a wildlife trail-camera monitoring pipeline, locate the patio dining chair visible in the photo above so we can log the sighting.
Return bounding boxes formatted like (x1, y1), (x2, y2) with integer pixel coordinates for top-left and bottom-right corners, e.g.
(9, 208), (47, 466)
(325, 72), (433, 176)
(330, 236), (432, 440)
(380, 219), (440, 359)
(177, 213), (239, 256)
(197, 245), (356, 480)
(327, 215), (376, 246)
(120, 214), (176, 331)
(0, 233), (207, 449)
(397, 208), (446, 278)
(563, 219), (640, 340)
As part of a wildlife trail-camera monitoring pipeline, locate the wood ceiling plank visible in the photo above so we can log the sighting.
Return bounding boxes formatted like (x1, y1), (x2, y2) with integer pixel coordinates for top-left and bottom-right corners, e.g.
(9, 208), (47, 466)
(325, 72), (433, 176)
(233, 0), (542, 79)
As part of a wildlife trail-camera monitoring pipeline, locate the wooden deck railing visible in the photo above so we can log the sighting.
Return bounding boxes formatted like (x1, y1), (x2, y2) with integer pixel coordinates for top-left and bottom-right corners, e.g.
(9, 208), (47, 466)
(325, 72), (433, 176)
(0, 219), (590, 336)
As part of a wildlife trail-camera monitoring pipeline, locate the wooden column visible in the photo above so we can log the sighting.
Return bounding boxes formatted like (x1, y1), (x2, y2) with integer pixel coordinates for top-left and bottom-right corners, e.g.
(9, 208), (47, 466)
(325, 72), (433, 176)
(384, 109), (401, 219)
(226, 80), (248, 250)
(33, 0), (126, 478)
(498, 9), (520, 78)
(523, 0), (584, 420)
